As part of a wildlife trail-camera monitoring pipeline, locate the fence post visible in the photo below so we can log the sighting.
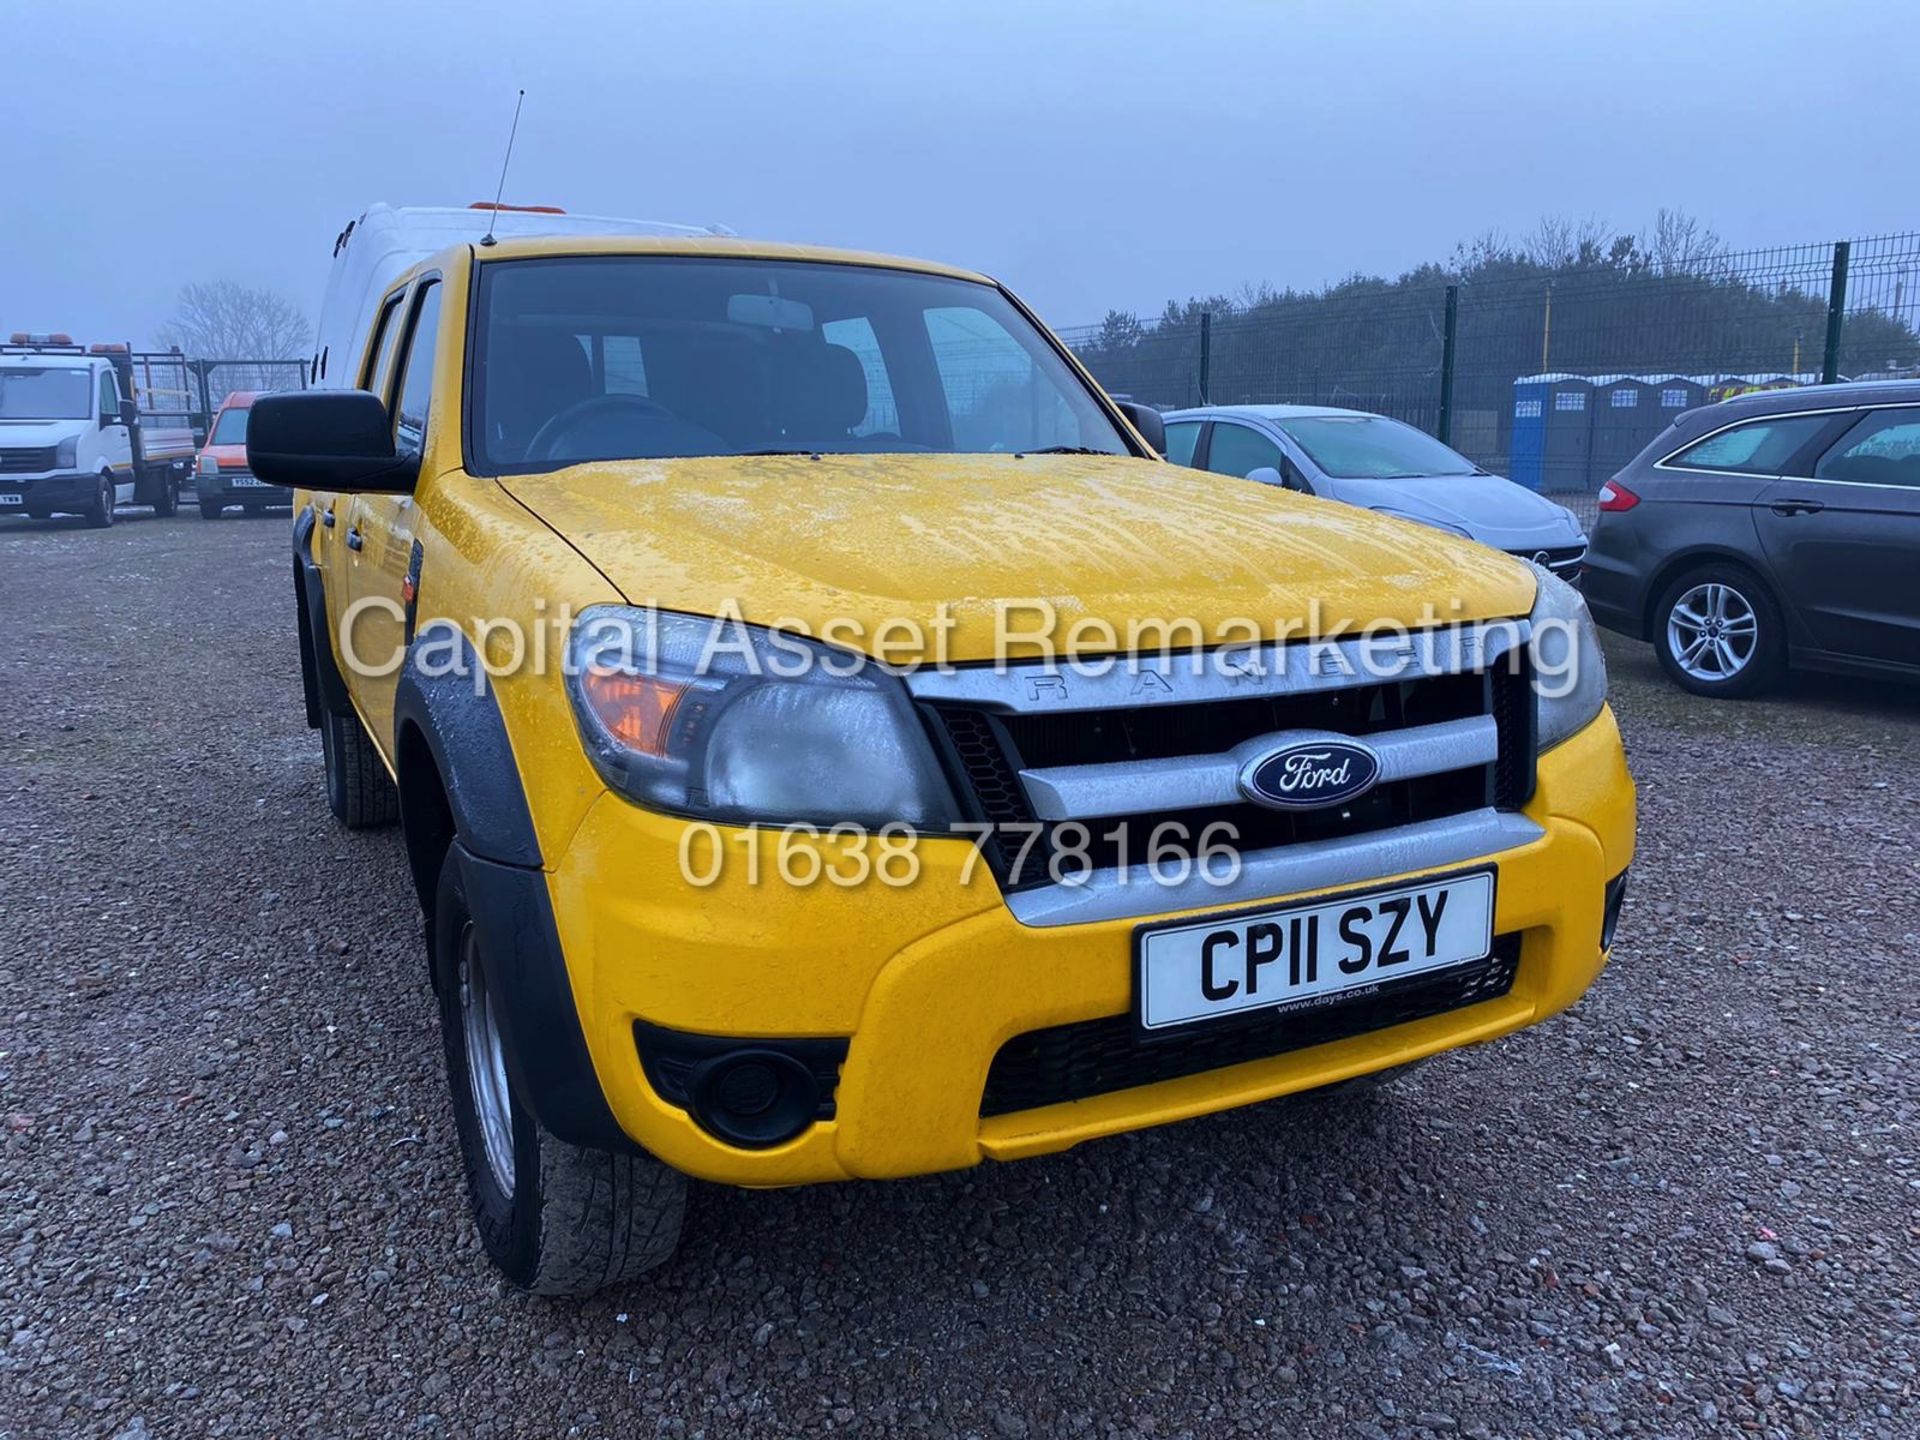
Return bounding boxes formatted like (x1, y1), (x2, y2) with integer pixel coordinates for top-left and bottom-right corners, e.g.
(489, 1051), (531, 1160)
(1437, 284), (1459, 444)
(1198, 311), (1212, 404)
(1821, 240), (1850, 384)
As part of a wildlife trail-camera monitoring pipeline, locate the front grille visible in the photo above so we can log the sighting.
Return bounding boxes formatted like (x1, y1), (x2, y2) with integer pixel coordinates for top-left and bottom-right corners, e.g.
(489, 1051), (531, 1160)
(0, 447), (57, 474)
(1512, 544), (1586, 578)
(923, 640), (1535, 892)
(979, 934), (1522, 1116)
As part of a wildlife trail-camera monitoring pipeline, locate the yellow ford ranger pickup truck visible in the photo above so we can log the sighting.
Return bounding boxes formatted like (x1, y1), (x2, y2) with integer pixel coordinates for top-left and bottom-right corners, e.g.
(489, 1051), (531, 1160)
(250, 228), (1634, 1295)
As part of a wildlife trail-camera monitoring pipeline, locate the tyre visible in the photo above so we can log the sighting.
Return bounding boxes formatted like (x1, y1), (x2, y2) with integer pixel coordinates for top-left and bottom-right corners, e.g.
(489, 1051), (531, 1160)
(153, 471), (179, 518)
(84, 474), (115, 529)
(199, 497), (225, 520)
(433, 850), (686, 1294)
(320, 708), (400, 828)
(1652, 563), (1785, 699)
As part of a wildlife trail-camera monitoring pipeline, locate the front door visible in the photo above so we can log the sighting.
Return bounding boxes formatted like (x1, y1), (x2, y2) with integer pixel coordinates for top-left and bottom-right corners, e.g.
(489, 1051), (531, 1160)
(341, 279), (442, 746)
(1754, 405), (1920, 669)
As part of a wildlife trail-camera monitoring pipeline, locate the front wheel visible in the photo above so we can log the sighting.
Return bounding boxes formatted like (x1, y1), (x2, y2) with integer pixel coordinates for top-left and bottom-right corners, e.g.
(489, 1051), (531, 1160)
(153, 471), (179, 517)
(199, 497), (225, 520)
(433, 851), (687, 1294)
(84, 474), (115, 529)
(1653, 564), (1785, 698)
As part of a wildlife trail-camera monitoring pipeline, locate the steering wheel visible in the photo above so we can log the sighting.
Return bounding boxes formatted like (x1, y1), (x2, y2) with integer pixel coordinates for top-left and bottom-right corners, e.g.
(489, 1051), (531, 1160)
(526, 393), (673, 462)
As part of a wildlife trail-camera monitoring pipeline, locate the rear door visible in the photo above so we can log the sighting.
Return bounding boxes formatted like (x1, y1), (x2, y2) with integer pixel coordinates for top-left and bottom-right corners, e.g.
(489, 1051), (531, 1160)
(1755, 405), (1920, 668)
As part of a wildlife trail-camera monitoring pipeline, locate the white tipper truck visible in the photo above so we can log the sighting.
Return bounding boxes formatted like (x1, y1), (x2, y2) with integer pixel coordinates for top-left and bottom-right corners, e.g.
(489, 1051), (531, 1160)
(0, 334), (196, 526)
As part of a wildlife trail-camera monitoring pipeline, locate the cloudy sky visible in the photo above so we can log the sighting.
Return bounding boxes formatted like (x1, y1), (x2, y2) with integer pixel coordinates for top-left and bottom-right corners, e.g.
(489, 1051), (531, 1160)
(4, 0), (1912, 348)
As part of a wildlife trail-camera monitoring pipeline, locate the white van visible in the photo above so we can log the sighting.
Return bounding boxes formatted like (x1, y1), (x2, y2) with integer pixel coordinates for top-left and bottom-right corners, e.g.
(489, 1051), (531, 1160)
(0, 336), (196, 526)
(309, 203), (729, 391)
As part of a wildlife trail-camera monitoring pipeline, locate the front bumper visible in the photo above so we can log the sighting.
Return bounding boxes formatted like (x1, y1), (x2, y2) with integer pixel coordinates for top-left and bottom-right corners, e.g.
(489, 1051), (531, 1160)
(199, 470), (292, 504)
(547, 706), (1636, 1187)
(0, 472), (98, 511)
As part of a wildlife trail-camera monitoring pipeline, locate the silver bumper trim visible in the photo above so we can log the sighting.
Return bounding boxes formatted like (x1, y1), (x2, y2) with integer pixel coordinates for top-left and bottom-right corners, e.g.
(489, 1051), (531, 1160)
(1003, 808), (1543, 928)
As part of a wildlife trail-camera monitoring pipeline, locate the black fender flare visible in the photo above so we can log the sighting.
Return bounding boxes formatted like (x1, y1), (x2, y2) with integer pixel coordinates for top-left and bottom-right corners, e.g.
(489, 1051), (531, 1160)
(393, 630), (636, 1155)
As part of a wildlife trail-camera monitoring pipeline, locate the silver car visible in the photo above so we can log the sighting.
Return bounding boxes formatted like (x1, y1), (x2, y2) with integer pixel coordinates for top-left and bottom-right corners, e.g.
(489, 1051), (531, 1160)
(1161, 405), (1588, 580)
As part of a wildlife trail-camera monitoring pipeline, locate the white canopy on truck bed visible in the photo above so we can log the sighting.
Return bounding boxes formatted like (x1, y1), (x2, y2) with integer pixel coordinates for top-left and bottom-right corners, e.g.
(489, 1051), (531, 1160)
(311, 203), (729, 390)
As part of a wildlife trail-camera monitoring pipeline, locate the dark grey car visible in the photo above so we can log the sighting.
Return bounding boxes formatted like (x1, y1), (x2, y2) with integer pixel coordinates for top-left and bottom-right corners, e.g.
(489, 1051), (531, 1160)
(1583, 380), (1920, 696)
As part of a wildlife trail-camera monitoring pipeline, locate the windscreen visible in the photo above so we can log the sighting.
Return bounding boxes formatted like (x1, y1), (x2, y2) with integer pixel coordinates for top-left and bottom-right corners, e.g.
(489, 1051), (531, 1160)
(210, 407), (250, 445)
(1277, 415), (1478, 479)
(0, 366), (92, 421)
(471, 256), (1130, 471)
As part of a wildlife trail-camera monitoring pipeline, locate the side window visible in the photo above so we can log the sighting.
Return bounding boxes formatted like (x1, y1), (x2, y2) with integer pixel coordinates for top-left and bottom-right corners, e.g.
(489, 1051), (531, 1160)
(821, 316), (899, 436)
(360, 291), (407, 392)
(1666, 414), (1832, 475)
(389, 282), (443, 461)
(1815, 408), (1920, 488)
(1205, 422), (1285, 479)
(97, 369), (119, 420)
(925, 306), (1079, 451)
(1163, 421), (1202, 467)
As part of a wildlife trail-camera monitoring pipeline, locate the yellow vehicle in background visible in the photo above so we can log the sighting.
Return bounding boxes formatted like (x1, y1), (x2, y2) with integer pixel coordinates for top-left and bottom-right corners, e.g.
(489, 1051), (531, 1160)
(252, 205), (1634, 1296)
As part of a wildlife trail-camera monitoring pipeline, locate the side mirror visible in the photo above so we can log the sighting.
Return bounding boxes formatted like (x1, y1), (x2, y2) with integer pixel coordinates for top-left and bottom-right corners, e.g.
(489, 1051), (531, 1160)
(1245, 466), (1283, 487)
(118, 399), (138, 428)
(1114, 400), (1165, 456)
(247, 390), (418, 493)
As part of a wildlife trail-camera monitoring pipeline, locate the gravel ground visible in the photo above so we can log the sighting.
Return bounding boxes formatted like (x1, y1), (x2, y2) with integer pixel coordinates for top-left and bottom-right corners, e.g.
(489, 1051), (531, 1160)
(2, 510), (1916, 1439)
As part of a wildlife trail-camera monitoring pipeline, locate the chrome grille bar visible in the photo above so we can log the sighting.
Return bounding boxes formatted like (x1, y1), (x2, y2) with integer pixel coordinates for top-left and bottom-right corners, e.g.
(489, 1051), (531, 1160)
(1019, 715), (1499, 822)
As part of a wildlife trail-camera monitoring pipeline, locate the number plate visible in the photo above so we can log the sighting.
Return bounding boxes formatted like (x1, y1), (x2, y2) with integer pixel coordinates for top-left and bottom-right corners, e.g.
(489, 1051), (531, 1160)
(1135, 868), (1496, 1033)
(0, 493), (21, 506)
(229, 474), (264, 488)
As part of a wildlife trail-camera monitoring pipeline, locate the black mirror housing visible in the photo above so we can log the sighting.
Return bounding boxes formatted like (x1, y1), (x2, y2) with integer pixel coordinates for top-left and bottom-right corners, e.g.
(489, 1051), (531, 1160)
(117, 399), (139, 428)
(247, 390), (419, 493)
(1114, 400), (1165, 456)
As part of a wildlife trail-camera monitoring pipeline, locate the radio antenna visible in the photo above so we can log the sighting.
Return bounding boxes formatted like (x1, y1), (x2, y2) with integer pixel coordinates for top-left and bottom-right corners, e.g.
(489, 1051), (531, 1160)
(479, 89), (526, 248)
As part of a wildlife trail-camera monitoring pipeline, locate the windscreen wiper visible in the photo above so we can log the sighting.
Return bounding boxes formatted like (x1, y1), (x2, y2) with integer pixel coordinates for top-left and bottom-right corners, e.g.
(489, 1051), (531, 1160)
(1017, 446), (1113, 456)
(736, 448), (825, 458)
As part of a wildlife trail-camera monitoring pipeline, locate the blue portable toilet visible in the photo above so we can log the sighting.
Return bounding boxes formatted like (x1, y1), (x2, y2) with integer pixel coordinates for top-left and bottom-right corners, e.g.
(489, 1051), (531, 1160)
(1509, 376), (1552, 490)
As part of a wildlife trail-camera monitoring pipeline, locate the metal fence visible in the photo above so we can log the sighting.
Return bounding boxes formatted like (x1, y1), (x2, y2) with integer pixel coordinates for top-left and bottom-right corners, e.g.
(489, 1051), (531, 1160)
(1060, 231), (1920, 494)
(125, 353), (309, 442)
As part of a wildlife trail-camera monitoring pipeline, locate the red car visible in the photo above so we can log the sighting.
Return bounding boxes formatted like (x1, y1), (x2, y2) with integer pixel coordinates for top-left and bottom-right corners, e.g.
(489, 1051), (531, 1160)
(195, 392), (290, 518)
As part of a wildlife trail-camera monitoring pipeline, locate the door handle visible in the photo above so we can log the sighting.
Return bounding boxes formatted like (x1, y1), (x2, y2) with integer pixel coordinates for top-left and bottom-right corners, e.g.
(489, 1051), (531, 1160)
(321, 509), (336, 527)
(1769, 499), (1825, 517)
(346, 527), (364, 551)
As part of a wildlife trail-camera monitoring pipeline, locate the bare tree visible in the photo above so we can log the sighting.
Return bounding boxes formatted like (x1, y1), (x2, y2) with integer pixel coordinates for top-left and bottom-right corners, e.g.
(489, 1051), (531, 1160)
(1648, 207), (1727, 277)
(1523, 214), (1615, 269)
(155, 280), (312, 397)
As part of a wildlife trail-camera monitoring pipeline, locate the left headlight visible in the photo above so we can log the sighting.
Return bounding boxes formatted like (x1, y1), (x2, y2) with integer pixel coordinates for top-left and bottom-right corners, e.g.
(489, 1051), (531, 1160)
(564, 605), (963, 830)
(55, 437), (78, 468)
(1527, 563), (1608, 752)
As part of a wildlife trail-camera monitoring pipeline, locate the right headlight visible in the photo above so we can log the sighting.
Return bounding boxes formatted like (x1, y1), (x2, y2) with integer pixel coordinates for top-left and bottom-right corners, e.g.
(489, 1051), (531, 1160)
(564, 605), (962, 830)
(1527, 563), (1608, 752)
(198, 452), (219, 476)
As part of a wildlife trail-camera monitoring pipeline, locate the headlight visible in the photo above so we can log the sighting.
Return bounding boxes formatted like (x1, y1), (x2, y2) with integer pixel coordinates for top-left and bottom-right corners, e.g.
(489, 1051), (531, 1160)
(1527, 563), (1607, 751)
(198, 453), (219, 476)
(55, 437), (77, 468)
(564, 606), (962, 830)
(1372, 508), (1471, 540)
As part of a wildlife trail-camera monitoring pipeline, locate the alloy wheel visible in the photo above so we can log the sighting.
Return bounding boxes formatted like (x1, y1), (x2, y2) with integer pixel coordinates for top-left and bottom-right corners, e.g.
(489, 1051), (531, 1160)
(1666, 581), (1758, 682)
(458, 922), (517, 1197)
